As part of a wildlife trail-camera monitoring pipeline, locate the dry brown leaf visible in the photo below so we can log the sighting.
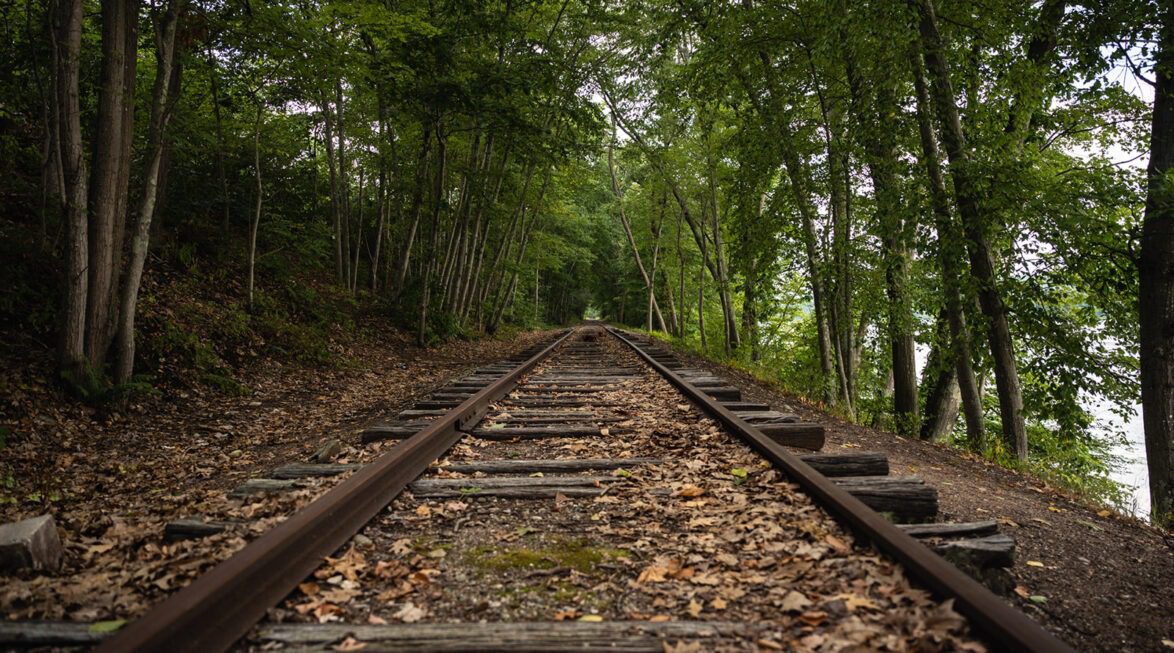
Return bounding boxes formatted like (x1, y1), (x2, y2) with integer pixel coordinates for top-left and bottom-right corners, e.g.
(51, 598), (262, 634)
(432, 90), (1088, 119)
(674, 484), (706, 498)
(393, 602), (426, 623)
(332, 636), (367, 652)
(780, 590), (811, 612)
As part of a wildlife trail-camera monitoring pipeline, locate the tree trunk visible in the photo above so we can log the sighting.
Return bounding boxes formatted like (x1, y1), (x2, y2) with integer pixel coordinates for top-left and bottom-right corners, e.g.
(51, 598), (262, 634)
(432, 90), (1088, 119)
(607, 122), (667, 332)
(321, 99), (344, 284)
(114, 0), (182, 384)
(85, 0), (138, 368)
(335, 79), (352, 288)
(208, 47), (231, 237)
(247, 105), (263, 311)
(916, 0), (1028, 460)
(52, 0), (88, 381)
(1139, 3), (1174, 527)
(393, 126), (432, 299)
(920, 309), (962, 441)
(418, 122), (447, 346)
(910, 47), (985, 448)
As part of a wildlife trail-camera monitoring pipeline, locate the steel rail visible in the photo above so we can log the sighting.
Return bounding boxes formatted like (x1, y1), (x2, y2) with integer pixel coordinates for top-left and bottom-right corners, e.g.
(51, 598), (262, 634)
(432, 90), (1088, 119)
(607, 327), (1074, 653)
(98, 328), (576, 653)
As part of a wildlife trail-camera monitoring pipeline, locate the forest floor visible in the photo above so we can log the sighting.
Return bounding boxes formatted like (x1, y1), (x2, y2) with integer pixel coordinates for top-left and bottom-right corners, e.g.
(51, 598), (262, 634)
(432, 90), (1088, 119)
(0, 320), (553, 624)
(669, 345), (1174, 653)
(1, 323), (1171, 652)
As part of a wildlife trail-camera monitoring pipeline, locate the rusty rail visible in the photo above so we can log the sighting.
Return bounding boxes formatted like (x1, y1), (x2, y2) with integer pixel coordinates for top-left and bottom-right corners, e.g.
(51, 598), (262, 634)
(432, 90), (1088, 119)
(98, 329), (575, 653)
(606, 326), (1074, 653)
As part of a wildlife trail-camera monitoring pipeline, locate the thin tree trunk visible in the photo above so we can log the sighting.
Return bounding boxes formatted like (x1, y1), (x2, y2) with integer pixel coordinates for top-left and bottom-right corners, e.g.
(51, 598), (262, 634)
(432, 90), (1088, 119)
(208, 47), (231, 237)
(247, 105), (263, 311)
(418, 121), (447, 346)
(849, 64), (919, 436)
(698, 213), (707, 352)
(920, 309), (962, 441)
(322, 99), (344, 284)
(52, 0), (88, 381)
(911, 47), (984, 447)
(115, 0), (181, 384)
(393, 126), (432, 298)
(85, 0), (138, 367)
(336, 79), (352, 288)
(607, 122), (667, 332)
(1139, 2), (1174, 527)
(648, 194), (665, 332)
(916, 0), (1028, 459)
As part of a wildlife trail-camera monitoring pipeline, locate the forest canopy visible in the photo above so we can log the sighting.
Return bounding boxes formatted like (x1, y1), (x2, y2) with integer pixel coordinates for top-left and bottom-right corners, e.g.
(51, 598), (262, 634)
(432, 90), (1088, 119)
(0, 0), (1169, 524)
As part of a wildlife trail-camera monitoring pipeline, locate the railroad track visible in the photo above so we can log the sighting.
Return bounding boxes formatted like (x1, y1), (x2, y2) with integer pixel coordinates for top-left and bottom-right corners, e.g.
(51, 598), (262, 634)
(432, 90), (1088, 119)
(38, 324), (1069, 651)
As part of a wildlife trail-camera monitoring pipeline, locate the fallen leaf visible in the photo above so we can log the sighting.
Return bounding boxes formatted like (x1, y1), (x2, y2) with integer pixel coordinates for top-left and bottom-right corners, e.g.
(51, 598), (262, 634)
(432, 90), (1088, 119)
(88, 620), (126, 634)
(1029, 595), (1048, 604)
(780, 591), (811, 612)
(674, 484), (705, 498)
(553, 609), (579, 621)
(1097, 509), (1112, 518)
(394, 602), (426, 623)
(332, 636), (367, 652)
(578, 614), (604, 622)
(1026, 560), (1045, 568)
(799, 610), (827, 626)
(687, 599), (702, 617)
(391, 539), (413, 556)
(711, 597), (728, 610)
(1014, 585), (1031, 599)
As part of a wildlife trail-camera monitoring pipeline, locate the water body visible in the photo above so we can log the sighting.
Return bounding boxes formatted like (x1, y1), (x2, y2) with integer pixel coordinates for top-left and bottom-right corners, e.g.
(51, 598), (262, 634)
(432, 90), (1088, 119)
(1098, 400), (1150, 519)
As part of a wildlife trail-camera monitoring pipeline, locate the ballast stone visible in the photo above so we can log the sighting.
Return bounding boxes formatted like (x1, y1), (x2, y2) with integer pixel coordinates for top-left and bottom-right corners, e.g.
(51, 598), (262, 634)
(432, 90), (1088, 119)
(0, 514), (63, 573)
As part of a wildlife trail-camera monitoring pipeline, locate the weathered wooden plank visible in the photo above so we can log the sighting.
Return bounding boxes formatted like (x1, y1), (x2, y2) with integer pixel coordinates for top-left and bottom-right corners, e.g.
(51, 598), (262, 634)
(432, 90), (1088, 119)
(164, 519), (229, 541)
(258, 620), (761, 652)
(411, 476), (614, 490)
(410, 486), (605, 499)
(506, 399), (623, 407)
(271, 463), (361, 479)
(798, 452), (888, 477)
(471, 425), (607, 439)
(436, 458), (661, 475)
(230, 479), (303, 498)
(898, 521), (999, 539)
(486, 415), (627, 425)
(704, 387), (741, 401)
(935, 534), (1015, 569)
(0, 621), (106, 646)
(756, 423), (825, 451)
(735, 411), (800, 423)
(720, 401), (771, 412)
(832, 476), (937, 521)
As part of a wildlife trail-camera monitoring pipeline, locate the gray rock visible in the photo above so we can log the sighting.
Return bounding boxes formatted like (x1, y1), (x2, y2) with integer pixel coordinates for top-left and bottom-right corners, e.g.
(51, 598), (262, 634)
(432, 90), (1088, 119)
(0, 514), (63, 573)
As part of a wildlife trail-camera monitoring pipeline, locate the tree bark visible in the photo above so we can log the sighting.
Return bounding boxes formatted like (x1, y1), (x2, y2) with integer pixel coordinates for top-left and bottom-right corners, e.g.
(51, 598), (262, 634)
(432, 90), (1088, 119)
(916, 0), (1028, 460)
(910, 47), (985, 448)
(848, 61), (919, 436)
(247, 104), (263, 311)
(114, 0), (182, 384)
(52, 0), (88, 381)
(393, 126), (431, 299)
(607, 121), (667, 332)
(1139, 2), (1174, 527)
(85, 0), (138, 367)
